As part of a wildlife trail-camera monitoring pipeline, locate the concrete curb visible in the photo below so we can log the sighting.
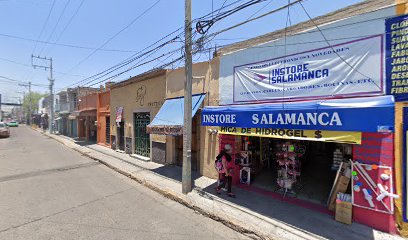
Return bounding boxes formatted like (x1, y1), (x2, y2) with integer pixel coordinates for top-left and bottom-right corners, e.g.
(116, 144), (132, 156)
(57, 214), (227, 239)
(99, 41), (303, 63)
(34, 129), (271, 239)
(33, 128), (395, 240)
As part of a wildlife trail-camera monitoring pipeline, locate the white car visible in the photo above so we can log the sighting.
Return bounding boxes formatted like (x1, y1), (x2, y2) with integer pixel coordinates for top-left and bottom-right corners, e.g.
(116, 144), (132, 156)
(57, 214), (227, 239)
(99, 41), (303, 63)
(0, 122), (10, 138)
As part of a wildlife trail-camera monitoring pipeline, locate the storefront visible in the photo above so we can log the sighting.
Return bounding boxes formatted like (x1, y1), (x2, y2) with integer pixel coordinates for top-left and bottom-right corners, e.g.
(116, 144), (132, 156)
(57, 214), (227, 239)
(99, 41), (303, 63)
(97, 89), (111, 147)
(147, 60), (220, 176)
(76, 92), (97, 142)
(109, 69), (167, 158)
(203, 96), (395, 231)
(204, 1), (404, 233)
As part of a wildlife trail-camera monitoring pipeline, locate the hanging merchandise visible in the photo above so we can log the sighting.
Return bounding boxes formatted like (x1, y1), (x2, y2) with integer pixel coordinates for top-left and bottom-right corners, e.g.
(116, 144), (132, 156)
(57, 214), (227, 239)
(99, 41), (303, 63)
(237, 150), (252, 184)
(275, 141), (306, 197)
(332, 148), (344, 171)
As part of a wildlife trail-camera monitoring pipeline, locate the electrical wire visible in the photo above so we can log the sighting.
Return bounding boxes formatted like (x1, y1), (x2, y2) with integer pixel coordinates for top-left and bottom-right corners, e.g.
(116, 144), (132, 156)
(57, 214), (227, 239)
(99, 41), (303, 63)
(32, 0), (56, 54)
(62, 0), (267, 89)
(38, 0), (72, 55)
(86, 50), (183, 87)
(207, 0), (302, 39)
(298, 1), (381, 91)
(66, 0), (162, 74)
(51, 0), (85, 46)
(0, 56), (86, 78)
(0, 32), (141, 52)
(63, 1), (249, 89)
(196, 0), (268, 34)
(80, 40), (181, 87)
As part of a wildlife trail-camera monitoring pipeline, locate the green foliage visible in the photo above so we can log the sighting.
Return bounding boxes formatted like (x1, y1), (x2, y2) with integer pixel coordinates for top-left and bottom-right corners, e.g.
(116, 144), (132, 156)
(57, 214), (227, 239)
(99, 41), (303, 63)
(22, 92), (46, 114)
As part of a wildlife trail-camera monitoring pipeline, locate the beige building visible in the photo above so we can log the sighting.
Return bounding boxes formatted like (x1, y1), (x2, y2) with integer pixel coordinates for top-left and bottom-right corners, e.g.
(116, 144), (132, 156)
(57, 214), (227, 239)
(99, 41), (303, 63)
(110, 69), (167, 160)
(147, 59), (221, 178)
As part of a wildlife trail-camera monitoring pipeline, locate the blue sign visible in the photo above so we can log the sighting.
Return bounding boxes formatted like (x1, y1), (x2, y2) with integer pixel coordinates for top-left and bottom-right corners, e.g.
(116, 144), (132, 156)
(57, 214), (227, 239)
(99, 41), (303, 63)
(201, 96), (395, 133)
(386, 14), (408, 101)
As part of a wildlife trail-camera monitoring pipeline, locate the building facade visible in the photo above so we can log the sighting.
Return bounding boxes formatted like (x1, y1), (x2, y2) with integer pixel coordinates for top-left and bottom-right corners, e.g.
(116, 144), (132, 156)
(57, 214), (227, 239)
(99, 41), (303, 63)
(110, 69), (167, 158)
(56, 90), (69, 135)
(67, 87), (97, 138)
(97, 88), (111, 147)
(199, 0), (407, 234)
(148, 60), (220, 177)
(76, 92), (97, 142)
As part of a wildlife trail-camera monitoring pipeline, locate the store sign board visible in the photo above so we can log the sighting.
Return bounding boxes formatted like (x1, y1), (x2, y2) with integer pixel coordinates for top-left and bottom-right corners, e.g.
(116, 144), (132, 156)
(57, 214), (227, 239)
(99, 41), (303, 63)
(385, 14), (408, 101)
(218, 127), (361, 144)
(231, 35), (383, 103)
(202, 107), (394, 133)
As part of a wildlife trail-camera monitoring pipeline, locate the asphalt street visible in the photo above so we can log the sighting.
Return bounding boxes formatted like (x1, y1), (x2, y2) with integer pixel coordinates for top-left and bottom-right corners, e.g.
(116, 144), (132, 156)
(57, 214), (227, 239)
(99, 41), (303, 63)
(0, 126), (249, 240)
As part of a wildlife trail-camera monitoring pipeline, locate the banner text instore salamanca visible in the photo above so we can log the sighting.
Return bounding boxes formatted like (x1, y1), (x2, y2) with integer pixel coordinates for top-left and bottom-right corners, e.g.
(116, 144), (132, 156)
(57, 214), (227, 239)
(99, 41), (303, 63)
(202, 112), (343, 127)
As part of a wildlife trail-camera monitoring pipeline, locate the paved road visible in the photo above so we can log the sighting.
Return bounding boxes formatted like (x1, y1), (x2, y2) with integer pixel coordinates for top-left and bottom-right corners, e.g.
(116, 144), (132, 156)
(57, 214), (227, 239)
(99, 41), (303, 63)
(0, 126), (249, 240)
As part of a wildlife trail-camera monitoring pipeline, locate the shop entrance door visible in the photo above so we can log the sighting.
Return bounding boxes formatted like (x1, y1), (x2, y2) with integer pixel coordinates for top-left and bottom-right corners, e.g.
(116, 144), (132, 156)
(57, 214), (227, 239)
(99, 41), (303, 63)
(106, 116), (110, 144)
(176, 116), (199, 171)
(133, 112), (150, 157)
(118, 122), (125, 151)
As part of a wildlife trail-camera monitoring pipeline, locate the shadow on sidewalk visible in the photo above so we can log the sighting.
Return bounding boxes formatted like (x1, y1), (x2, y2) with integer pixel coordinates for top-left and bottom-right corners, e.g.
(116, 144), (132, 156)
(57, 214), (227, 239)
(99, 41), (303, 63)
(151, 165), (201, 184)
(74, 139), (96, 147)
(202, 182), (376, 240)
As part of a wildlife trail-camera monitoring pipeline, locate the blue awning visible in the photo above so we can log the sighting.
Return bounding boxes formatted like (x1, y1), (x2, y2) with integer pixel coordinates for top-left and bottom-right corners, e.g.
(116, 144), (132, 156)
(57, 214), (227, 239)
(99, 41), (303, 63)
(201, 96), (395, 133)
(147, 93), (206, 135)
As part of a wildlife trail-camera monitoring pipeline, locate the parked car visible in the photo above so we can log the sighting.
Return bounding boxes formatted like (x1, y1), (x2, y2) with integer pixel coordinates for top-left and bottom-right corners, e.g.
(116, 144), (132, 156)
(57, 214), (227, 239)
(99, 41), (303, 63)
(0, 122), (10, 138)
(6, 121), (18, 127)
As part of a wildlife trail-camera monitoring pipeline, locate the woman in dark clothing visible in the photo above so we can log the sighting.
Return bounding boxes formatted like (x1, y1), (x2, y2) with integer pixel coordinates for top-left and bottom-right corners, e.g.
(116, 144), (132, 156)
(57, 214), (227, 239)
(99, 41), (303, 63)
(216, 144), (236, 197)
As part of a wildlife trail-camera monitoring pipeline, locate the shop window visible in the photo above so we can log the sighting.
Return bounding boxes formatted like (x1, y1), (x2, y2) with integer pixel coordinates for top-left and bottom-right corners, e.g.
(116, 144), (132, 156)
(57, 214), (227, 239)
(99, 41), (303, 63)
(134, 112), (150, 157)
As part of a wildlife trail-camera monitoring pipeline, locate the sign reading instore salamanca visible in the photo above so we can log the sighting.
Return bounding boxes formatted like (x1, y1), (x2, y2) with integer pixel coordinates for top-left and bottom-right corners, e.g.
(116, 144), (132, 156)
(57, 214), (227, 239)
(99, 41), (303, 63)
(201, 96), (395, 133)
(229, 35), (383, 103)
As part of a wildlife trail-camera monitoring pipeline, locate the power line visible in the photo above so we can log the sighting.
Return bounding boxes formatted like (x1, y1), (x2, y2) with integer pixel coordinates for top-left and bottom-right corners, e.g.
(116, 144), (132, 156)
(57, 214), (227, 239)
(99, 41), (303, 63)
(32, 0), (56, 54)
(38, 0), (72, 55)
(62, 0), (254, 89)
(246, 0), (273, 20)
(53, 0), (85, 44)
(196, 0), (268, 34)
(298, 0), (381, 91)
(0, 77), (48, 88)
(66, 0), (162, 74)
(80, 40), (181, 87)
(86, 50), (182, 88)
(0, 32), (140, 53)
(64, 1), (243, 89)
(207, 0), (302, 38)
(0, 56), (86, 77)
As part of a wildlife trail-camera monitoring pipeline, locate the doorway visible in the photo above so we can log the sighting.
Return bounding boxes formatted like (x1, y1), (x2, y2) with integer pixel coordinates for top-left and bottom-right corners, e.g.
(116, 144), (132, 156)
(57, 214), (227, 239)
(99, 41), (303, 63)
(133, 112), (150, 157)
(239, 136), (351, 205)
(106, 116), (110, 144)
(117, 121), (125, 151)
(176, 116), (199, 171)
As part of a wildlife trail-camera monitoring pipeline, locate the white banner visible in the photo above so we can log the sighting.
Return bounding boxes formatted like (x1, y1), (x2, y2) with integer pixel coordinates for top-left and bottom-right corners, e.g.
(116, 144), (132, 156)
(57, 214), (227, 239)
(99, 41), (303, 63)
(232, 35), (384, 103)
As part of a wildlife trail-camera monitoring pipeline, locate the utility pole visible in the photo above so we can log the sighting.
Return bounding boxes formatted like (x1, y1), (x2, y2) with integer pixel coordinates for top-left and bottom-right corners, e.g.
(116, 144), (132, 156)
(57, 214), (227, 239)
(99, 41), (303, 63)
(182, 0), (193, 194)
(28, 82), (32, 125)
(32, 55), (54, 134)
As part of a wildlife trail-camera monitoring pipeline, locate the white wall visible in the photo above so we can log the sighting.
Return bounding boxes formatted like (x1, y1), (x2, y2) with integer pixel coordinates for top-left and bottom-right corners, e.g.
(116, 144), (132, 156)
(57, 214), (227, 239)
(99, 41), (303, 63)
(219, 6), (396, 105)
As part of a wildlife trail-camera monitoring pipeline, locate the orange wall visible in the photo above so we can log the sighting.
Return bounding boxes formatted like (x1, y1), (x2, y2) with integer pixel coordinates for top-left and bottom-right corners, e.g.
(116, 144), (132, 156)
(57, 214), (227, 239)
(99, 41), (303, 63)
(97, 90), (110, 146)
(79, 92), (98, 111)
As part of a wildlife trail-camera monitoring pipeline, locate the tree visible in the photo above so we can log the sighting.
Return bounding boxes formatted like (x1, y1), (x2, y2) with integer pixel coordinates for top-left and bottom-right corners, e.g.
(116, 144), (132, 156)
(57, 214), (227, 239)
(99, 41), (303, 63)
(22, 92), (46, 116)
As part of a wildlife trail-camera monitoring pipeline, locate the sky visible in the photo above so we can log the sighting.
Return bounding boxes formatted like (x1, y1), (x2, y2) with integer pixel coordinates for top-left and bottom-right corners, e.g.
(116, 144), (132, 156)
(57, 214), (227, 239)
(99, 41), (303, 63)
(0, 0), (364, 109)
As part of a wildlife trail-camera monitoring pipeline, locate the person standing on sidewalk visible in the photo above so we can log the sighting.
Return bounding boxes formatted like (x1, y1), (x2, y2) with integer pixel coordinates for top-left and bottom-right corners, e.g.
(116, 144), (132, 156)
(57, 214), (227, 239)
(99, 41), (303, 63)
(215, 144), (236, 198)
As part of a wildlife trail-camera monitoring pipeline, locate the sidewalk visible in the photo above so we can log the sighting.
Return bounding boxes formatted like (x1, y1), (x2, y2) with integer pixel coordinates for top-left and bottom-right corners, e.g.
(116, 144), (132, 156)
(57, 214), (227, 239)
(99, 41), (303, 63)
(38, 129), (401, 240)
